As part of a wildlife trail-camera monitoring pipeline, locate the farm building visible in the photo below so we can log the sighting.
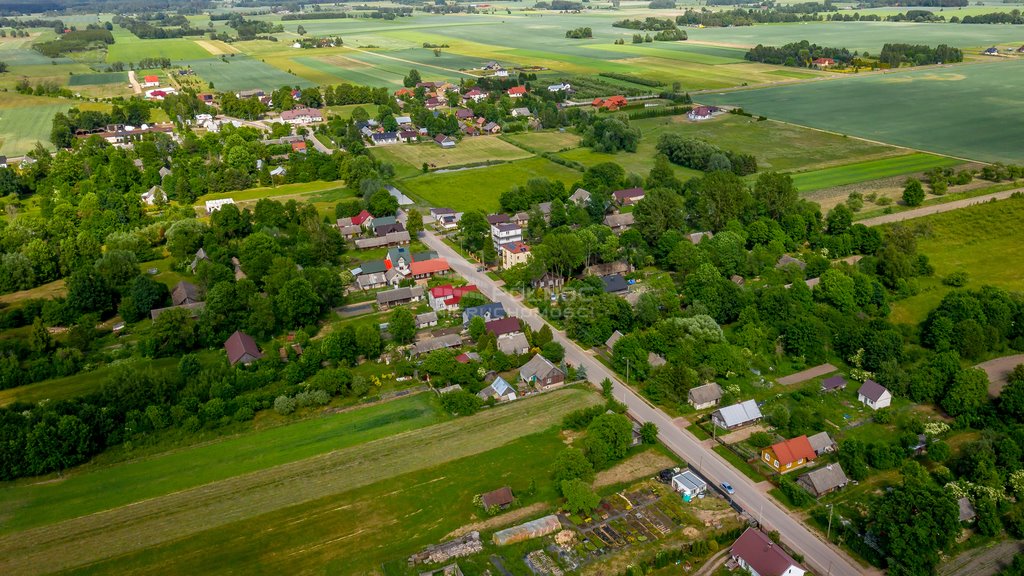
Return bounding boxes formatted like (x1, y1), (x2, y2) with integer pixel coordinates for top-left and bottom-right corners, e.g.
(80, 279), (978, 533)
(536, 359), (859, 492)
(797, 464), (849, 498)
(493, 515), (560, 546)
(224, 331), (263, 366)
(171, 281), (200, 306)
(821, 374), (847, 393)
(205, 198), (235, 213)
(480, 486), (515, 512)
(688, 105), (719, 121)
(688, 382), (724, 410)
(376, 286), (424, 309)
(434, 134), (456, 148)
(412, 334), (463, 356)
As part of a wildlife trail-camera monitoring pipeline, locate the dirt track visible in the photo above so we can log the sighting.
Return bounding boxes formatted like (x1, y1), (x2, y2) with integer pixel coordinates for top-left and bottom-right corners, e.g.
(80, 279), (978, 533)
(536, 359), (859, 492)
(859, 189), (1021, 227)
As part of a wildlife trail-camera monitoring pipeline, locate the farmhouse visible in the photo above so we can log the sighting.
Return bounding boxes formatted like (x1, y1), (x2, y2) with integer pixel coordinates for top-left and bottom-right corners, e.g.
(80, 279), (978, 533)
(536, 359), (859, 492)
(410, 258), (451, 280)
(593, 95), (628, 111)
(761, 435), (817, 474)
(812, 57), (835, 68)
(478, 376), (517, 403)
(519, 354), (565, 388)
(398, 130), (419, 143)
(797, 464), (849, 498)
(385, 247), (413, 273)
(171, 281), (200, 306)
(604, 212), (634, 234)
(983, 46), (999, 56)
(463, 302), (505, 325)
(731, 528), (806, 576)
(507, 85), (527, 98)
(857, 379), (892, 410)
(205, 198), (235, 213)
(482, 121), (501, 134)
(412, 334), (463, 356)
(612, 187), (645, 205)
(370, 216), (400, 235)
(688, 105), (719, 121)
(480, 486), (515, 511)
(511, 107), (533, 118)
(671, 469), (707, 501)
(279, 107), (323, 125)
(376, 286), (424, 309)
(224, 331), (263, 366)
(463, 88), (488, 103)
(712, 399), (763, 429)
(142, 75), (160, 87)
(500, 241), (531, 269)
(688, 382), (724, 410)
(569, 188), (591, 205)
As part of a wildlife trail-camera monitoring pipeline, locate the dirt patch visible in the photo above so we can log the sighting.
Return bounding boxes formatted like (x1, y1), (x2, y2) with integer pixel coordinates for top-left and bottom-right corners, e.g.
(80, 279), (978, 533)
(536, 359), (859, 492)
(682, 526), (701, 538)
(718, 424), (769, 445)
(776, 363), (837, 386)
(593, 451), (675, 489)
(977, 354), (1024, 397)
(561, 429), (583, 445)
(939, 539), (1024, 576)
(442, 502), (548, 540)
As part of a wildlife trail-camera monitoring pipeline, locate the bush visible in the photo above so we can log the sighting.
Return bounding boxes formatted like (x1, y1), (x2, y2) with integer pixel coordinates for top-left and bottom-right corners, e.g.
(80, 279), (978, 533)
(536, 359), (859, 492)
(942, 271), (969, 287)
(274, 394), (297, 415)
(748, 431), (774, 449)
(439, 390), (483, 415)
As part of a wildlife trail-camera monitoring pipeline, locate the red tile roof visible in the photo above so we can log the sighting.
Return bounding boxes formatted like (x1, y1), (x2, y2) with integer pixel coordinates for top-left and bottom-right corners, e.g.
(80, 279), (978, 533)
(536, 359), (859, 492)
(143, 75), (158, 83)
(351, 209), (372, 226)
(507, 86), (527, 95)
(291, 141), (307, 152)
(410, 258), (450, 276)
(769, 436), (817, 467)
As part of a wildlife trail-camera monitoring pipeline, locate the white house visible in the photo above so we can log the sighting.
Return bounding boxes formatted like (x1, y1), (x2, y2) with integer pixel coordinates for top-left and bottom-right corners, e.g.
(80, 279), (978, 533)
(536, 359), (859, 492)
(857, 379), (892, 410)
(280, 107), (323, 125)
(140, 186), (166, 206)
(205, 198), (235, 213)
(491, 222), (522, 251)
(688, 382), (723, 410)
(671, 470), (707, 501)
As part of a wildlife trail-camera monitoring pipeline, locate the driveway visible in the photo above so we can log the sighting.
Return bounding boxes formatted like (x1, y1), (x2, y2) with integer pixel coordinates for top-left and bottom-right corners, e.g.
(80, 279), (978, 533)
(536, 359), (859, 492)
(421, 230), (871, 576)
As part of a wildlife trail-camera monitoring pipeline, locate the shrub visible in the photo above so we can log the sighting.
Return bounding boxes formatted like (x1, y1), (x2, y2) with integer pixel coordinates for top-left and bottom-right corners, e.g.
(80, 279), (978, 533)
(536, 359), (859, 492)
(274, 394), (297, 415)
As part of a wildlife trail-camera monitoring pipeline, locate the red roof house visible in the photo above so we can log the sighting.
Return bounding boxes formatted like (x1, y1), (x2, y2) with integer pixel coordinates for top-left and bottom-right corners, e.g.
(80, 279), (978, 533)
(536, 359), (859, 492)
(410, 258), (450, 279)
(594, 95), (628, 110)
(812, 57), (835, 68)
(485, 317), (522, 338)
(291, 141), (307, 153)
(224, 330), (263, 366)
(761, 436), (817, 473)
(428, 284), (478, 310)
(507, 86), (527, 97)
(395, 88), (415, 97)
(731, 528), (806, 576)
(351, 209), (373, 226)
(143, 75), (159, 84)
(612, 187), (645, 205)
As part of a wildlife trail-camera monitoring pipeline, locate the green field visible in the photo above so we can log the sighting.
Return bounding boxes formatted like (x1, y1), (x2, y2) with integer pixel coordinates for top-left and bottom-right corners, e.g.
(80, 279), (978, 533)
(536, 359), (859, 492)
(68, 71), (128, 86)
(372, 137), (532, 171)
(889, 195), (1024, 324)
(0, 94), (111, 156)
(397, 156), (584, 212)
(0, 388), (598, 574)
(106, 36), (211, 63)
(179, 55), (315, 91)
(504, 131), (581, 153)
(702, 60), (1024, 163)
(789, 153), (963, 192)
(0, 357), (185, 408)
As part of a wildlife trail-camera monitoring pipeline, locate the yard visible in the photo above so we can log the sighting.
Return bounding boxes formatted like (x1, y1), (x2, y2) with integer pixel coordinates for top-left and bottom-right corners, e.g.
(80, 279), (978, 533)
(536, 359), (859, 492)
(371, 136), (533, 172)
(504, 131), (582, 154)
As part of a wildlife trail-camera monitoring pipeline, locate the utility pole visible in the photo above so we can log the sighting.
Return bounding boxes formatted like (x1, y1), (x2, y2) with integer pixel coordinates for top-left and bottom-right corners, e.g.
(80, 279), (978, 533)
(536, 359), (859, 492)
(827, 503), (834, 541)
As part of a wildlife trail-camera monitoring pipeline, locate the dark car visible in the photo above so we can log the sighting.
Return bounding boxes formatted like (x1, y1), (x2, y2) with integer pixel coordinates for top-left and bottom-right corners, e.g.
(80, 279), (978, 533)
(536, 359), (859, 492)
(657, 469), (675, 484)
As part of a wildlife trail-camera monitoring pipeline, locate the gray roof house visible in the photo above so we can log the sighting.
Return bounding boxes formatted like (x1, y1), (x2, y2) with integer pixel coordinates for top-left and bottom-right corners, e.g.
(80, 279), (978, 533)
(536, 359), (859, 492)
(797, 464), (849, 498)
(688, 382), (723, 410)
(411, 333), (463, 355)
(605, 330), (624, 350)
(569, 188), (590, 205)
(519, 354), (565, 388)
(712, 399), (763, 429)
(171, 281), (200, 306)
(807, 431), (837, 456)
(376, 286), (424, 309)
(497, 332), (530, 355)
(415, 311), (439, 329)
(601, 273), (628, 294)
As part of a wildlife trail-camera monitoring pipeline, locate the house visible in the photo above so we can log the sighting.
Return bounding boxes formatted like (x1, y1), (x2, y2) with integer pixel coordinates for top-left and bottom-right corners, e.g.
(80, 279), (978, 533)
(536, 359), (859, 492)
(487, 213), (510, 226)
(569, 188), (590, 206)
(532, 272), (564, 291)
(493, 68), (509, 78)
(190, 247), (209, 273)
(290, 141), (308, 154)
(237, 89), (265, 99)
(455, 352), (481, 364)
(395, 87), (414, 98)
(171, 281), (200, 306)
(612, 187), (645, 206)
(497, 332), (530, 355)
(797, 464), (849, 499)
(371, 132), (399, 145)
(857, 379), (892, 410)
(411, 333), (463, 355)
(142, 74), (159, 87)
(480, 486), (515, 512)
(776, 254), (807, 270)
(605, 330), (624, 350)
(482, 121), (501, 134)
(507, 86), (527, 98)
(807, 431), (837, 456)
(463, 88), (488, 103)
(434, 134), (456, 148)
(761, 435), (817, 474)
(455, 108), (474, 120)
(671, 469), (707, 501)
(821, 375), (847, 393)
(731, 528), (806, 576)
(376, 286), (424, 309)
(512, 211), (531, 226)
(461, 124), (479, 137)
(712, 399), (763, 429)
(375, 222), (406, 236)
(689, 231), (713, 245)
(424, 97), (443, 109)
(205, 198), (235, 213)
(270, 166), (286, 177)
(279, 107), (323, 125)
(485, 317), (522, 338)
(500, 241), (530, 269)
(520, 354), (565, 388)
(410, 258), (450, 280)
(604, 212), (635, 234)
(463, 302), (506, 325)
(398, 130), (419, 143)
(140, 185), (165, 205)
(812, 57), (835, 68)
(384, 268), (404, 288)
(593, 95), (628, 111)
(510, 107), (532, 118)
(157, 164), (171, 178)
(370, 215), (399, 234)
(983, 46), (999, 56)
(547, 82), (571, 92)
(0, 155), (7, 168)
(224, 331), (263, 366)
(431, 207), (456, 222)
(687, 105), (719, 121)
(478, 376), (517, 403)
(355, 271), (388, 291)
(959, 497), (977, 523)
(649, 352), (667, 367)
(429, 284), (479, 312)
(385, 246), (413, 274)
(415, 311), (438, 329)
(688, 382), (724, 410)
(354, 231), (411, 249)
(601, 274), (629, 295)
(491, 222), (522, 250)
(338, 224), (361, 238)
(360, 260), (388, 275)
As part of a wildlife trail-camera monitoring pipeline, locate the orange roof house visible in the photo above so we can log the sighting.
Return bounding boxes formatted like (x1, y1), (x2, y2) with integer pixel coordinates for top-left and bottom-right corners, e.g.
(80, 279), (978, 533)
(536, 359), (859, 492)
(143, 75), (159, 83)
(507, 86), (527, 97)
(410, 258), (450, 279)
(761, 436), (817, 474)
(593, 95), (628, 111)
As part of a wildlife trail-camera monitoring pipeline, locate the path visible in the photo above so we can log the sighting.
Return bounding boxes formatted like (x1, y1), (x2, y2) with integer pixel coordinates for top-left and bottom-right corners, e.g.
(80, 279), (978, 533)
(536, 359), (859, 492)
(127, 70), (142, 95)
(859, 188), (1021, 227)
(420, 230), (872, 576)
(976, 354), (1024, 397)
(309, 133), (332, 154)
(342, 45), (478, 78)
(776, 363), (837, 386)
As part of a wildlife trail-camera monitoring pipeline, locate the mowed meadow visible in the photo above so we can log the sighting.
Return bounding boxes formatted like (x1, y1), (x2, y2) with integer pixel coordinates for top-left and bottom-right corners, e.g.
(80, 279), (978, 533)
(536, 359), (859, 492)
(0, 388), (600, 575)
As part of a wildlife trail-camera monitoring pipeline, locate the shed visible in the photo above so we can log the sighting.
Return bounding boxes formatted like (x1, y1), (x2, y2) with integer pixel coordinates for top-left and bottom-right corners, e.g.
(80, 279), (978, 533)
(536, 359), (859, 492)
(480, 486), (515, 511)
(807, 431), (837, 456)
(821, 375), (847, 393)
(671, 469), (707, 501)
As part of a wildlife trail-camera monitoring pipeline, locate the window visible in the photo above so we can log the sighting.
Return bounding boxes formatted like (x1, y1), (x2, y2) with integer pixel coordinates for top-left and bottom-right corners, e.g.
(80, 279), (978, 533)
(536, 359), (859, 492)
(773, 460), (779, 468)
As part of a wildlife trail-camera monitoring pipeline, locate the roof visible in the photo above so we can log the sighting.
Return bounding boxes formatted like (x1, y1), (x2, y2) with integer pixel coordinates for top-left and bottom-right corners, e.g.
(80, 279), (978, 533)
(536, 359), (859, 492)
(487, 213), (510, 225)
(463, 302), (506, 324)
(150, 301), (205, 320)
(497, 332), (530, 354)
(507, 86), (527, 95)
(415, 311), (438, 326)
(603, 213), (634, 229)
(731, 528), (802, 576)
(356, 272), (386, 290)
(958, 497), (977, 522)
(376, 286), (424, 305)
(601, 274), (628, 294)
(361, 260), (388, 274)
(411, 333), (463, 355)
(520, 354), (561, 382)
(648, 352), (667, 367)
(858, 379), (889, 402)
(480, 486), (514, 509)
(224, 331), (262, 365)
(807, 431), (836, 454)
(569, 188), (590, 204)
(714, 399), (763, 428)
(605, 330), (624, 349)
(671, 469), (707, 493)
(486, 316), (521, 337)
(797, 464), (849, 496)
(372, 131), (398, 141)
(489, 376), (514, 396)
(768, 436), (817, 467)
(502, 241), (530, 254)
(410, 258), (450, 276)
(821, 375), (847, 391)
(143, 75), (158, 82)
(776, 254), (806, 270)
(688, 382), (723, 405)
(493, 222), (521, 233)
(355, 231), (410, 249)
(171, 281), (200, 306)
(280, 107), (322, 121)
(455, 352), (481, 364)
(371, 215), (397, 229)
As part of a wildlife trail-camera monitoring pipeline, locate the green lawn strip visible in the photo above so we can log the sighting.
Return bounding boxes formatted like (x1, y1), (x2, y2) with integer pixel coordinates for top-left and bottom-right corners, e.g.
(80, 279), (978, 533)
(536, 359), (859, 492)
(687, 423), (711, 441)
(106, 38), (210, 62)
(0, 388), (598, 575)
(713, 444), (763, 482)
(0, 392), (445, 534)
(68, 71), (127, 86)
(788, 153), (962, 192)
(63, 428), (570, 575)
(195, 180), (348, 205)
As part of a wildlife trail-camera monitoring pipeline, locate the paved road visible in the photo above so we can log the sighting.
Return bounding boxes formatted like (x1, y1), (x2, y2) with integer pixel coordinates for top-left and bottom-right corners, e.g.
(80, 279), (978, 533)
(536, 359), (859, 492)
(420, 231), (868, 576)
(860, 188), (1020, 227)
(310, 133), (332, 154)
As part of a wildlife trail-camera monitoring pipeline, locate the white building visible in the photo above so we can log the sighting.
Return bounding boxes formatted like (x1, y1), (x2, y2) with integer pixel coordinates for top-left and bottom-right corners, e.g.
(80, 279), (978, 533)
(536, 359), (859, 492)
(205, 198), (236, 213)
(857, 380), (892, 410)
(491, 222), (522, 251)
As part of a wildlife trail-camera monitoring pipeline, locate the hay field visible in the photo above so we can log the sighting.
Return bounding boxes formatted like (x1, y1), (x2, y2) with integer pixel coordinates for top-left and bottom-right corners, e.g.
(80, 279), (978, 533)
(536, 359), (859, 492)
(372, 137), (532, 171)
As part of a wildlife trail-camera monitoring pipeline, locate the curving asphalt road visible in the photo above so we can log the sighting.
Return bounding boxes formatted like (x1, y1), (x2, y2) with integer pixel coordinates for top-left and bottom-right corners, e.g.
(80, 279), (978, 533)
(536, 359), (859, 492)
(420, 230), (870, 576)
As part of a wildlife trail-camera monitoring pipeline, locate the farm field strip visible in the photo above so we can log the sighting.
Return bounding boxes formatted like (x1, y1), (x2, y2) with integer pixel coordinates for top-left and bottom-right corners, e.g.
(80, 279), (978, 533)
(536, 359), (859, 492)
(0, 388), (598, 576)
(788, 153), (963, 192)
(180, 55), (315, 91)
(372, 137), (533, 171)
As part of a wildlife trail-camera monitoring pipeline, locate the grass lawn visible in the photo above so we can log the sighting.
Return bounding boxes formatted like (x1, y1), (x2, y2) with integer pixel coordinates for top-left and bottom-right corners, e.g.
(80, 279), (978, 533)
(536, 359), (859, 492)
(504, 130), (581, 153)
(0, 278), (67, 306)
(0, 94), (111, 156)
(0, 387), (599, 574)
(789, 152), (963, 193)
(195, 180), (351, 206)
(701, 60), (1024, 163)
(713, 444), (763, 482)
(397, 156), (583, 212)
(889, 195), (1024, 324)
(371, 136), (532, 171)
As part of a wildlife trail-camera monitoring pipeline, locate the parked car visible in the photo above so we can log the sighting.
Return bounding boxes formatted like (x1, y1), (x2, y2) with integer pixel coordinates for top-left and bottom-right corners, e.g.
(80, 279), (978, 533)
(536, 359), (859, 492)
(721, 481), (735, 495)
